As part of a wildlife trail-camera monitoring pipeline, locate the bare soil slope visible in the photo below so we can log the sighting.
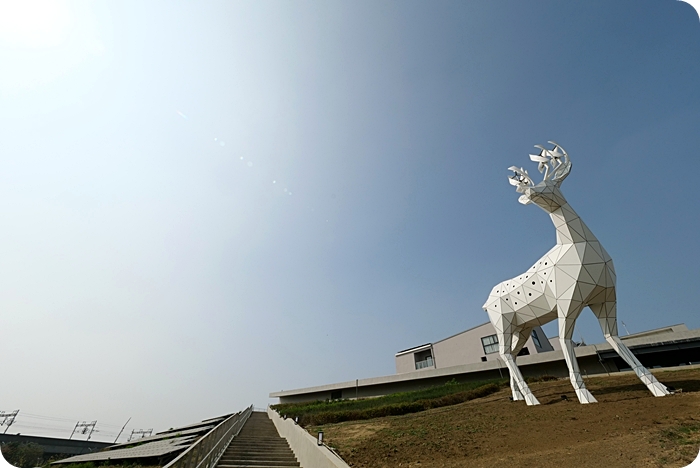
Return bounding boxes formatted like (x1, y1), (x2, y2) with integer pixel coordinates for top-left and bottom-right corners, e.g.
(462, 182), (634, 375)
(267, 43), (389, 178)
(313, 368), (700, 468)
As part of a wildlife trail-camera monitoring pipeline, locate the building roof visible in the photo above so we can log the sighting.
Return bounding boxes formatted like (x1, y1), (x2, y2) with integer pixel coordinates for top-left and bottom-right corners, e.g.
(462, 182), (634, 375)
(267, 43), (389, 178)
(395, 322), (496, 356)
(395, 343), (432, 356)
(432, 321), (493, 345)
(52, 413), (233, 465)
(548, 324), (688, 341)
(52, 436), (196, 464)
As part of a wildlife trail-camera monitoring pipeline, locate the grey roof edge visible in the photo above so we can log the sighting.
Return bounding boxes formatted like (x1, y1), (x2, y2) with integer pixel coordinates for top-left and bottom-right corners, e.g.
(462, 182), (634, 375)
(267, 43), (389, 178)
(395, 343), (432, 357)
(548, 323), (688, 341)
(393, 321), (495, 357)
(109, 425), (212, 449)
(271, 359), (516, 398)
(154, 415), (228, 435)
(269, 327), (700, 399)
(431, 321), (492, 345)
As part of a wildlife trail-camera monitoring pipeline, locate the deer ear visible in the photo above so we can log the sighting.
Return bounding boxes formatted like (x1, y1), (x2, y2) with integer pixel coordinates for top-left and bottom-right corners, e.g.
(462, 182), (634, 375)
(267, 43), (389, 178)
(518, 195), (532, 205)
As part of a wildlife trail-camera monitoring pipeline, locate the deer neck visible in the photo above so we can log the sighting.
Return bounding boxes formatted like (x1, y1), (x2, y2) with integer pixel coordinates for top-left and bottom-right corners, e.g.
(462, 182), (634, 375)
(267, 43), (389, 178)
(549, 203), (598, 245)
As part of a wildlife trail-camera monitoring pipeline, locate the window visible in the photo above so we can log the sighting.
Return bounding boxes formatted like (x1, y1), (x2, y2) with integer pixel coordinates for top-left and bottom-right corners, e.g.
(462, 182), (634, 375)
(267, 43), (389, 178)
(517, 347), (530, 356)
(481, 356), (487, 362)
(531, 330), (542, 348)
(481, 334), (499, 354)
(414, 349), (434, 370)
(330, 390), (342, 400)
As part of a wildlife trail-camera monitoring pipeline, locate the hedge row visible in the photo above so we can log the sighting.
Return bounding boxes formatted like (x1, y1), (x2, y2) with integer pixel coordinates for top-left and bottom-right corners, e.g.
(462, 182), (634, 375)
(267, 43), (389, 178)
(285, 382), (503, 426)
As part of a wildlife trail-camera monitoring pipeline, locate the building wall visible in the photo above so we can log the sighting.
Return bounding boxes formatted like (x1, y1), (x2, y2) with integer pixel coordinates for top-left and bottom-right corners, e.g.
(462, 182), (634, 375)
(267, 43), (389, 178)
(274, 352), (625, 404)
(396, 322), (554, 374)
(395, 344), (434, 374)
(395, 352), (416, 374)
(273, 324), (698, 404)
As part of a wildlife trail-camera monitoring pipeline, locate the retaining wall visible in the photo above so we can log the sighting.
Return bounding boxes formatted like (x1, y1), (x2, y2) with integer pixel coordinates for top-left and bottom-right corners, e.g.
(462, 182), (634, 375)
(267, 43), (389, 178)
(267, 407), (349, 468)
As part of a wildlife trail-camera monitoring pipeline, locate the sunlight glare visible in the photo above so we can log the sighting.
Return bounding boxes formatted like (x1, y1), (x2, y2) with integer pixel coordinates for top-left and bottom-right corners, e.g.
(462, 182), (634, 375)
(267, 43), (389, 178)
(0, 0), (72, 48)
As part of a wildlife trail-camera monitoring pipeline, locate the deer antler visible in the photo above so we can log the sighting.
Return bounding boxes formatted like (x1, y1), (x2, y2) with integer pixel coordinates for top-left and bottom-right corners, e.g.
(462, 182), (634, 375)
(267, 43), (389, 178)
(509, 141), (572, 190)
(527, 141), (571, 185)
(508, 166), (534, 193)
(509, 141), (571, 186)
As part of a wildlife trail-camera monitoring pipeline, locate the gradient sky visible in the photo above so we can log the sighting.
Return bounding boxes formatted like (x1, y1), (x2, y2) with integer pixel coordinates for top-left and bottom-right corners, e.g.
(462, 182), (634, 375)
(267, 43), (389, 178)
(1, 0), (699, 442)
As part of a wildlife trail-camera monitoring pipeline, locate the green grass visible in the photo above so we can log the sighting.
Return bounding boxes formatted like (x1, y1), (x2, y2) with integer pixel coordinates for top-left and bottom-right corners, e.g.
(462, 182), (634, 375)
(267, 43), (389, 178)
(271, 378), (510, 426)
(661, 422), (700, 446)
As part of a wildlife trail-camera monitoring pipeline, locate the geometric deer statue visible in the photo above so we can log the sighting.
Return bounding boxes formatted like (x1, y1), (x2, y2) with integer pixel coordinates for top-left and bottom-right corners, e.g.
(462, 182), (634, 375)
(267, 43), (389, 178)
(482, 141), (671, 405)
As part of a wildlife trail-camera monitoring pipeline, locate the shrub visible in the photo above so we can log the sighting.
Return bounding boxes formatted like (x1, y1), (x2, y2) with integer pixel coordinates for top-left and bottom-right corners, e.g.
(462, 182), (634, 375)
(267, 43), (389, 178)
(525, 375), (559, 383)
(0, 442), (44, 468)
(281, 381), (504, 426)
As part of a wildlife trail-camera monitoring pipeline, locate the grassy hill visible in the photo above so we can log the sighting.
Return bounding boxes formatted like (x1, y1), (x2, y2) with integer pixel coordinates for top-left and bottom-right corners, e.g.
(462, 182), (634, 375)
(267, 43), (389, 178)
(304, 367), (700, 468)
(272, 378), (513, 426)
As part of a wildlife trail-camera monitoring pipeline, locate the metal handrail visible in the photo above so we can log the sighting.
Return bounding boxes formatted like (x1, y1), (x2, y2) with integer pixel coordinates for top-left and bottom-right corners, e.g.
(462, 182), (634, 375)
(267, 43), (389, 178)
(163, 405), (253, 468)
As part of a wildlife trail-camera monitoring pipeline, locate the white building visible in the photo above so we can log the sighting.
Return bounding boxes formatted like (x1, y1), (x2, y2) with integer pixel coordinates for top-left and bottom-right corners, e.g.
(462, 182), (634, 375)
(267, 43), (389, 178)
(270, 322), (699, 404)
(395, 322), (553, 374)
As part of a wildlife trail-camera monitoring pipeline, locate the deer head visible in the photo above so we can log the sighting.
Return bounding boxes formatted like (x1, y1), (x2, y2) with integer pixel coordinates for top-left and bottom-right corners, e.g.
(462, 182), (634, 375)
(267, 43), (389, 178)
(508, 141), (571, 212)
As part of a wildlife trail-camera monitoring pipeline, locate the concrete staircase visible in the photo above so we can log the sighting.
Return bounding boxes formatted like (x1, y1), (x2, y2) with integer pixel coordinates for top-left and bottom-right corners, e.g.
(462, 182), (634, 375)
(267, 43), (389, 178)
(216, 411), (300, 468)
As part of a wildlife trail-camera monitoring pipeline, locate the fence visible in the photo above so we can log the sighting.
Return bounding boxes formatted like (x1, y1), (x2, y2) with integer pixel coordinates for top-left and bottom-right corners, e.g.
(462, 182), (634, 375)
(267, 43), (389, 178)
(163, 405), (252, 468)
(415, 357), (434, 369)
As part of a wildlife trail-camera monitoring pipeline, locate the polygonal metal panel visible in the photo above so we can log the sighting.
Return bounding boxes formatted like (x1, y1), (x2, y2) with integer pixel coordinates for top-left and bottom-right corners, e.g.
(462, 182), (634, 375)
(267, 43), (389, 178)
(482, 141), (671, 406)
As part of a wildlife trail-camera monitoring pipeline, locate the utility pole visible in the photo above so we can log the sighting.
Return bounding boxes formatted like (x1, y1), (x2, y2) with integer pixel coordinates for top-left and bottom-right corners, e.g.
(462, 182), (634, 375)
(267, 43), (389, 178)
(128, 429), (153, 442)
(0, 410), (19, 434)
(621, 321), (631, 336)
(114, 417), (131, 443)
(69, 421), (97, 440)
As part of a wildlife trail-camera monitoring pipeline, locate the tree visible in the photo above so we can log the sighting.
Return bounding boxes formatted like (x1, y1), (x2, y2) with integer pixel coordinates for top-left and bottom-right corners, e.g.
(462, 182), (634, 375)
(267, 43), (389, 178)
(1, 442), (45, 468)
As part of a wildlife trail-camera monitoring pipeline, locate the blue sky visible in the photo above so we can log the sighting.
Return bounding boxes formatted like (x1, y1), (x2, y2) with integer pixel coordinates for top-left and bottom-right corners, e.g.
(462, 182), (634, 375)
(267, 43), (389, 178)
(0, 0), (699, 441)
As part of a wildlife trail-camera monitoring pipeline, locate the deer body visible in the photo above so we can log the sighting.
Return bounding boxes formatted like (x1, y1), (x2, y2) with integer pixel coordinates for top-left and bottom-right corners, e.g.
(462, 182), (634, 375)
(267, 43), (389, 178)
(483, 142), (670, 405)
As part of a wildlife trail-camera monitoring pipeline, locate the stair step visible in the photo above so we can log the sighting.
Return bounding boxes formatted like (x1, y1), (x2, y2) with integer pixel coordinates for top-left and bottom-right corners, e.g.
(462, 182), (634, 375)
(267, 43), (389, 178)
(223, 453), (292, 458)
(221, 453), (297, 458)
(215, 412), (298, 468)
(217, 459), (299, 468)
(219, 465), (299, 468)
(218, 462), (299, 467)
(229, 441), (289, 444)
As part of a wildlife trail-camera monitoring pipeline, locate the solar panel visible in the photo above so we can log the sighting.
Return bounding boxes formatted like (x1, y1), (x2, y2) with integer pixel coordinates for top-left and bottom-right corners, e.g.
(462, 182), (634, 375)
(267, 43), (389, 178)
(53, 436), (197, 464)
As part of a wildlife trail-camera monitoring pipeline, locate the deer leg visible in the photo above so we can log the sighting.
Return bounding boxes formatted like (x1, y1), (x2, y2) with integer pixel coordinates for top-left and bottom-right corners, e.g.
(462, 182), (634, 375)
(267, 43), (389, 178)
(511, 326), (533, 356)
(510, 375), (524, 401)
(501, 353), (539, 405)
(508, 328), (533, 401)
(488, 310), (539, 405)
(558, 306), (597, 404)
(589, 301), (670, 397)
(497, 327), (539, 405)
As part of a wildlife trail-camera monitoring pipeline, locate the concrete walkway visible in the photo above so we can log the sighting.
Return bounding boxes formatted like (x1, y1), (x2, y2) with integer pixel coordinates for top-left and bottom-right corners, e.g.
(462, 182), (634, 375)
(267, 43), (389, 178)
(216, 411), (300, 468)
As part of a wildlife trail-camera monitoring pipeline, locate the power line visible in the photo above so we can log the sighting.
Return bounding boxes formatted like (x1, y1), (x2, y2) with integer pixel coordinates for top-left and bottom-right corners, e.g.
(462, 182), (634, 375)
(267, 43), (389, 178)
(21, 413), (124, 428)
(2, 410), (150, 441)
(20, 413), (78, 423)
(69, 421), (97, 441)
(1, 410), (19, 434)
(8, 423), (79, 434)
(10, 421), (124, 437)
(127, 429), (153, 442)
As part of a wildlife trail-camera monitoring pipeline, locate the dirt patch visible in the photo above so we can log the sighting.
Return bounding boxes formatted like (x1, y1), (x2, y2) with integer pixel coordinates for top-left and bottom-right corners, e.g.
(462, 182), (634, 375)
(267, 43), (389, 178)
(311, 368), (700, 468)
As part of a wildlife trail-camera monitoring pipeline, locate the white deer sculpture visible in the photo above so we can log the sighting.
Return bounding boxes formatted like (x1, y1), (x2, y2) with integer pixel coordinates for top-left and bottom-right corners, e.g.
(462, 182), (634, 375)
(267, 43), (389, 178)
(483, 141), (671, 405)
